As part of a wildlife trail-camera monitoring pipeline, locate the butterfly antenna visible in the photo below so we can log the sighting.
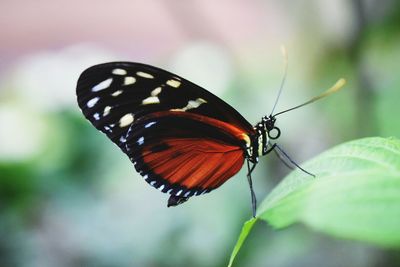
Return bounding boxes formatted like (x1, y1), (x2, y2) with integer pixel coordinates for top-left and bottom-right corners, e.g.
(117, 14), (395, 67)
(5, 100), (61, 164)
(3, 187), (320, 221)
(273, 78), (346, 117)
(270, 45), (288, 116)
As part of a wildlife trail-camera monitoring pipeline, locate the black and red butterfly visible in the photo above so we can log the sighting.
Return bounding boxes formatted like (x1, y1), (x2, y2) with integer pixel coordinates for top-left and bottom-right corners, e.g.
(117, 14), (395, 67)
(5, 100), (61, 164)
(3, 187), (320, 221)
(76, 62), (344, 216)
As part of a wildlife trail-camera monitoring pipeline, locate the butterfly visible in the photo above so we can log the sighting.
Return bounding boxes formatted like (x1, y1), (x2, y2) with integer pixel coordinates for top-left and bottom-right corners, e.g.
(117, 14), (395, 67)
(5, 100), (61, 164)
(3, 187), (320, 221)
(76, 62), (345, 217)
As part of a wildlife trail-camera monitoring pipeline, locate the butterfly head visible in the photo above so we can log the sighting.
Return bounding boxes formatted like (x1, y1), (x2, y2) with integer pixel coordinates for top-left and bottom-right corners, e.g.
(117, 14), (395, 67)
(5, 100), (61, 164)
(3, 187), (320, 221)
(249, 115), (281, 161)
(262, 115), (281, 140)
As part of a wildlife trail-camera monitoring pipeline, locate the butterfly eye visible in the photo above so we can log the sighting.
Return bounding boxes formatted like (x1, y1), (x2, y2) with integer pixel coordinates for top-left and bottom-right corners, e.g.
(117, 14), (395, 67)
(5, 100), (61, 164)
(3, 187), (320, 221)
(268, 127), (281, 139)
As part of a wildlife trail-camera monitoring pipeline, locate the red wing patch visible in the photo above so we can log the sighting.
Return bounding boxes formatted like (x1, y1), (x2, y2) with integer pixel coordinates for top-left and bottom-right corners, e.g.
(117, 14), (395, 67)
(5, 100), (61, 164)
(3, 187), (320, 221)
(142, 138), (244, 190)
(125, 112), (250, 197)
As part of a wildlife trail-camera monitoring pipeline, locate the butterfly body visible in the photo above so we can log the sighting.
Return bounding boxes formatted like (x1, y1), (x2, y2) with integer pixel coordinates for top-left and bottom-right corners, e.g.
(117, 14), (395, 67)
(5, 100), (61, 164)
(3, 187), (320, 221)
(76, 62), (279, 209)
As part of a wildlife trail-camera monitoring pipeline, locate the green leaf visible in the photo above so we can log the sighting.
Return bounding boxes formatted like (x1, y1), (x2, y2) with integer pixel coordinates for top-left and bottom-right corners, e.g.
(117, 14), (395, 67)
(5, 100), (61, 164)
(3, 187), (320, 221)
(229, 137), (400, 266)
(258, 136), (400, 248)
(228, 218), (257, 267)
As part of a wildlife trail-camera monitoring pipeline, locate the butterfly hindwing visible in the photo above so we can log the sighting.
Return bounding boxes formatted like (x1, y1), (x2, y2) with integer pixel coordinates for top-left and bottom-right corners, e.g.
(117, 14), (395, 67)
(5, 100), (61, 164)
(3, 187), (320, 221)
(125, 111), (249, 198)
(76, 62), (254, 153)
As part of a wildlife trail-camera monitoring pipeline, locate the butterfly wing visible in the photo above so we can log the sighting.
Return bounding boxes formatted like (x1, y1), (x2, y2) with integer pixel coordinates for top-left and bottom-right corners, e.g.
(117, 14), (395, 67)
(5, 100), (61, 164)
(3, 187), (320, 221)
(125, 111), (250, 198)
(76, 62), (255, 203)
(76, 62), (254, 153)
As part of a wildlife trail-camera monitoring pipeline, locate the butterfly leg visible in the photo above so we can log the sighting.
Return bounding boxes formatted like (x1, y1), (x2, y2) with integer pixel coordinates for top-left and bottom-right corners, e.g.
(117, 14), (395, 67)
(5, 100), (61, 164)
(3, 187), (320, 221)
(272, 146), (295, 170)
(264, 143), (277, 155)
(273, 144), (315, 177)
(263, 143), (294, 171)
(246, 159), (258, 218)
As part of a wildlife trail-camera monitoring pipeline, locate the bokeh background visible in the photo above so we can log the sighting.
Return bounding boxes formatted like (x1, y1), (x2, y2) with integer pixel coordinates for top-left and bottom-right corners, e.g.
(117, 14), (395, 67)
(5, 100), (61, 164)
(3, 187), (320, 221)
(1, 0), (399, 266)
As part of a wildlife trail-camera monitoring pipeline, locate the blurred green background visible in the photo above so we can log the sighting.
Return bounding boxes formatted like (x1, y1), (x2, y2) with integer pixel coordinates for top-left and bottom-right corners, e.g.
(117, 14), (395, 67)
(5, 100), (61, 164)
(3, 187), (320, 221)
(1, 1), (399, 266)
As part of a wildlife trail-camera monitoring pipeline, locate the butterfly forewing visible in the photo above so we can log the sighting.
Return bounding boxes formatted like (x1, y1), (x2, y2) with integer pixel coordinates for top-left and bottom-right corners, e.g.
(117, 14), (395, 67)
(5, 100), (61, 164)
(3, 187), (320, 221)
(76, 62), (254, 152)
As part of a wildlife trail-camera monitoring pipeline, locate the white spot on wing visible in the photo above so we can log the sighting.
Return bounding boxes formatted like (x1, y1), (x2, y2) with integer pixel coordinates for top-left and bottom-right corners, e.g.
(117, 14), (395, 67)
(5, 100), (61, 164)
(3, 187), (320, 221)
(158, 185), (165, 191)
(141, 86), (162, 105)
(136, 71), (154, 79)
(143, 174), (148, 179)
(111, 90), (123, 97)
(151, 87), (162, 96)
(87, 97), (99, 108)
(137, 136), (144, 145)
(188, 98), (207, 108)
(184, 191), (191, 197)
(145, 121), (157, 128)
(92, 78), (113, 92)
(93, 113), (100, 120)
(119, 136), (126, 143)
(142, 96), (160, 105)
(103, 106), (111, 116)
(150, 181), (156, 186)
(176, 190), (183, 196)
(119, 113), (134, 127)
(170, 98), (207, 112)
(112, 68), (127, 75)
(124, 76), (136, 85)
(166, 79), (181, 88)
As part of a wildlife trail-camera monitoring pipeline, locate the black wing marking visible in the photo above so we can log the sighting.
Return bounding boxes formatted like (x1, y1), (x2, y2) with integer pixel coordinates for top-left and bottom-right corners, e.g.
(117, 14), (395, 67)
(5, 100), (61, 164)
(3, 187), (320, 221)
(76, 62), (254, 152)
